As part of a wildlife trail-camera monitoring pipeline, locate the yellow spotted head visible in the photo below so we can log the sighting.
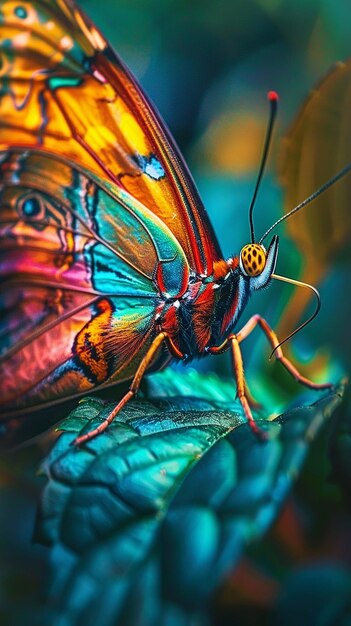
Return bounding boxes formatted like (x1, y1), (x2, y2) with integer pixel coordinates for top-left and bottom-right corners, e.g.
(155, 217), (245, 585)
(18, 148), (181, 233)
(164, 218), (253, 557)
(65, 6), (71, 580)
(239, 243), (267, 276)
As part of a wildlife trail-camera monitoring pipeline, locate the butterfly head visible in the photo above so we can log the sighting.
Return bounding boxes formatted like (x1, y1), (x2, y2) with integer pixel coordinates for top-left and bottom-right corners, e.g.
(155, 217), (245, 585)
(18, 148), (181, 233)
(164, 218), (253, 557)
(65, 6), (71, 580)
(238, 235), (279, 290)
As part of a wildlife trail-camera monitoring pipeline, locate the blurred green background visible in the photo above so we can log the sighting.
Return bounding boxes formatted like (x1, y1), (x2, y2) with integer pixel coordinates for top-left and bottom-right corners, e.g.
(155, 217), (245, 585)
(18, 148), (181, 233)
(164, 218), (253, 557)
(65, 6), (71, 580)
(1, 0), (351, 625)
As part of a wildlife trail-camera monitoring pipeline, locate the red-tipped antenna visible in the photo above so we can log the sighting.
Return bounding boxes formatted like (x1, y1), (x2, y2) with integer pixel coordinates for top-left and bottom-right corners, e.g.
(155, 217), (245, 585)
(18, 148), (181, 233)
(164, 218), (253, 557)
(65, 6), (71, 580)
(248, 91), (279, 243)
(268, 90), (279, 102)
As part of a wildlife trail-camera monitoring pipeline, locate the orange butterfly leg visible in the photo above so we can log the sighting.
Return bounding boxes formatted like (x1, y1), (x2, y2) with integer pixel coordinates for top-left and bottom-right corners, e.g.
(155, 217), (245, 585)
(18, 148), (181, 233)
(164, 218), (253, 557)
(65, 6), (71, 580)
(74, 332), (183, 445)
(209, 314), (333, 437)
(207, 337), (259, 409)
(236, 314), (333, 390)
(229, 334), (264, 437)
(235, 314), (334, 435)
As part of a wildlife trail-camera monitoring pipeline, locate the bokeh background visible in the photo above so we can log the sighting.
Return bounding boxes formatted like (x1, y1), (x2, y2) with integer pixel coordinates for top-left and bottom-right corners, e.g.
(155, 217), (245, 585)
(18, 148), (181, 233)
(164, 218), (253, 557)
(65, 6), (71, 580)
(1, 0), (351, 624)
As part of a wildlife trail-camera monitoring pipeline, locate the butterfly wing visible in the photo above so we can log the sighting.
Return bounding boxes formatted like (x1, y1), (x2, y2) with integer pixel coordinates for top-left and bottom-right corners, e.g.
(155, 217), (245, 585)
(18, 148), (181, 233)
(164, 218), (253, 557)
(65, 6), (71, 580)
(280, 60), (351, 263)
(0, 149), (189, 417)
(0, 0), (221, 276)
(278, 60), (351, 335)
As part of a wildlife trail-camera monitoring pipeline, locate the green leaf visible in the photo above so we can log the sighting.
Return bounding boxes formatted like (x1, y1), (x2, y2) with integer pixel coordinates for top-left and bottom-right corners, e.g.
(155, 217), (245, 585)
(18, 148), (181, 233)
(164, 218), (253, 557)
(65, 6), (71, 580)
(36, 370), (345, 626)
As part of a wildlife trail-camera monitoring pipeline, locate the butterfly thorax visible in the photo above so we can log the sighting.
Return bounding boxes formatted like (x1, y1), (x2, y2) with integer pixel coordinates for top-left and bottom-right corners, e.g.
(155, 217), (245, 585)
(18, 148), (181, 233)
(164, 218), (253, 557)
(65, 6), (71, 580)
(159, 257), (250, 359)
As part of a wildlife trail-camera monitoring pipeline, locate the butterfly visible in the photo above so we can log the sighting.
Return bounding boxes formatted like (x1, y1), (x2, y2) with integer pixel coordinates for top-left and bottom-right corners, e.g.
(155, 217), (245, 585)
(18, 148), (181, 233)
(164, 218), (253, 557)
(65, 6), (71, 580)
(0, 0), (348, 448)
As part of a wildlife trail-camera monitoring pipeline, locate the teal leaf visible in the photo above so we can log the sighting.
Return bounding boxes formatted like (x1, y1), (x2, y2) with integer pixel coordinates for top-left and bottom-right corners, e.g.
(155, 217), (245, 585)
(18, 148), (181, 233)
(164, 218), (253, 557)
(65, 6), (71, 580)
(36, 370), (345, 626)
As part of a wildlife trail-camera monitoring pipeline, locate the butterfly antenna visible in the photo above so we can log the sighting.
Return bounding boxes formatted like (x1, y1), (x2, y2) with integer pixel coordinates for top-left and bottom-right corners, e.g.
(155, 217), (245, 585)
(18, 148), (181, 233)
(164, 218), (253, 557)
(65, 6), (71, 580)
(260, 160), (351, 243)
(248, 91), (279, 243)
(269, 273), (321, 358)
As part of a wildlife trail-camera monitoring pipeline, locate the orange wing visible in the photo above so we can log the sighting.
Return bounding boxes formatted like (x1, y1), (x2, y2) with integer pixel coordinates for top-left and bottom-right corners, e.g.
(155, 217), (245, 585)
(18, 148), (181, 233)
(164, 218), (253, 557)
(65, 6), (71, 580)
(0, 0), (222, 275)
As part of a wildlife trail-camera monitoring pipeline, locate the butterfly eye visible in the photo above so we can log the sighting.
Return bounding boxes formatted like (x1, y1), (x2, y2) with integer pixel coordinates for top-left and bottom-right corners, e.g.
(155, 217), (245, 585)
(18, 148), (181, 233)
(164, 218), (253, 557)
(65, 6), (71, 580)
(239, 243), (266, 276)
(18, 195), (45, 221)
